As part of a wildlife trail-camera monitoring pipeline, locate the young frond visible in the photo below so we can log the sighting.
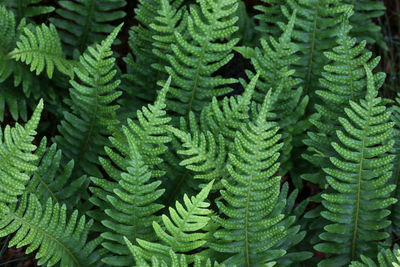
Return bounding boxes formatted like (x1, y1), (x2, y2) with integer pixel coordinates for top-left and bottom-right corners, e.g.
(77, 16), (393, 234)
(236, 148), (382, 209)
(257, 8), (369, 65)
(134, 180), (214, 264)
(314, 66), (396, 266)
(162, 0), (239, 115)
(0, 99), (43, 212)
(211, 92), (287, 266)
(90, 135), (165, 266)
(50, 0), (126, 55)
(54, 24), (123, 178)
(0, 193), (103, 267)
(10, 23), (74, 78)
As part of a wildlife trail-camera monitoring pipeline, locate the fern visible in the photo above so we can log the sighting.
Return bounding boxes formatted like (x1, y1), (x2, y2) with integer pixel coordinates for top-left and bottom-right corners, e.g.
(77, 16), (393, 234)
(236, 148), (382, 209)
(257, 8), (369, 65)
(344, 0), (387, 50)
(161, 0), (239, 115)
(123, 0), (185, 106)
(126, 238), (226, 267)
(238, 10), (309, 175)
(90, 134), (165, 266)
(10, 23), (74, 78)
(254, 0), (285, 38)
(25, 138), (87, 208)
(303, 10), (385, 185)
(0, 99), (43, 212)
(0, 0), (54, 21)
(350, 244), (400, 267)
(134, 180), (214, 264)
(54, 24), (123, 178)
(210, 92), (287, 266)
(281, 0), (349, 101)
(314, 65), (396, 266)
(50, 0), (126, 55)
(0, 193), (103, 267)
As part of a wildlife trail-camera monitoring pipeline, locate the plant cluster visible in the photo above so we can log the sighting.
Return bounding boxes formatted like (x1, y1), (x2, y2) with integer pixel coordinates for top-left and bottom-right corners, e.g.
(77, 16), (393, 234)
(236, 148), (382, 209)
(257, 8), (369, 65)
(0, 0), (398, 266)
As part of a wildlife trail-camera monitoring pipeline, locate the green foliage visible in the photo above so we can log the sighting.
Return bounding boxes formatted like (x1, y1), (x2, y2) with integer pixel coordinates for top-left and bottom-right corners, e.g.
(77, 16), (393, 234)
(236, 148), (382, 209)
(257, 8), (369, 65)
(350, 244), (400, 267)
(210, 92), (287, 266)
(0, 0), (54, 20)
(281, 0), (349, 101)
(0, 2), (398, 267)
(50, 0), (126, 55)
(0, 99), (43, 212)
(314, 66), (396, 266)
(54, 24), (123, 178)
(162, 0), (239, 115)
(10, 23), (73, 78)
(25, 137), (86, 208)
(90, 132), (165, 266)
(303, 11), (385, 185)
(133, 181), (214, 264)
(0, 193), (103, 266)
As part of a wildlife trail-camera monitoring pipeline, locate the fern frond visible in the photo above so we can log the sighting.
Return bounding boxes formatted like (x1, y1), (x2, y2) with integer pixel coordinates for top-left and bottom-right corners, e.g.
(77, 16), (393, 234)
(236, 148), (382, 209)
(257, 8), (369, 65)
(0, 193), (104, 267)
(168, 114), (227, 189)
(126, 238), (226, 267)
(0, 99), (43, 212)
(211, 92), (287, 266)
(162, 0), (239, 115)
(282, 0), (350, 101)
(0, 0), (54, 20)
(54, 24), (123, 178)
(25, 138), (87, 208)
(344, 0), (386, 50)
(314, 65), (396, 266)
(90, 134), (165, 266)
(303, 10), (385, 185)
(238, 10), (308, 175)
(10, 23), (74, 78)
(134, 180), (214, 264)
(254, 0), (285, 38)
(350, 244), (400, 267)
(50, 0), (126, 55)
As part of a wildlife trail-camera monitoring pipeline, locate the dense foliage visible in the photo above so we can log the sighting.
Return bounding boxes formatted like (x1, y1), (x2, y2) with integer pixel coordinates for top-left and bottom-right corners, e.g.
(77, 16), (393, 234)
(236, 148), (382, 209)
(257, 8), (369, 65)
(0, 0), (399, 266)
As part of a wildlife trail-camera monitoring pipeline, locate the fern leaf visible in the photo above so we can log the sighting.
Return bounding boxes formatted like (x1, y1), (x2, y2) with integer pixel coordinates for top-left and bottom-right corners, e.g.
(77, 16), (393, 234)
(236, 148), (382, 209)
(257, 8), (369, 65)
(90, 134), (165, 266)
(211, 92), (287, 266)
(54, 24), (123, 178)
(0, 193), (104, 267)
(0, 0), (54, 20)
(126, 237), (226, 267)
(303, 10), (385, 185)
(350, 244), (400, 267)
(25, 138), (87, 208)
(162, 0), (239, 115)
(0, 99), (43, 212)
(10, 23), (73, 78)
(314, 65), (396, 266)
(281, 0), (350, 102)
(134, 180), (214, 264)
(50, 0), (126, 55)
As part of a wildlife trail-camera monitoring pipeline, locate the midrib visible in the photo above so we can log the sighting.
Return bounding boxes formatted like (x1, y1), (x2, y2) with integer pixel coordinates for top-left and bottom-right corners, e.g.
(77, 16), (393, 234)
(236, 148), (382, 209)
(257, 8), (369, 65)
(351, 107), (370, 260)
(79, 0), (96, 53)
(245, 167), (255, 267)
(305, 0), (320, 94)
